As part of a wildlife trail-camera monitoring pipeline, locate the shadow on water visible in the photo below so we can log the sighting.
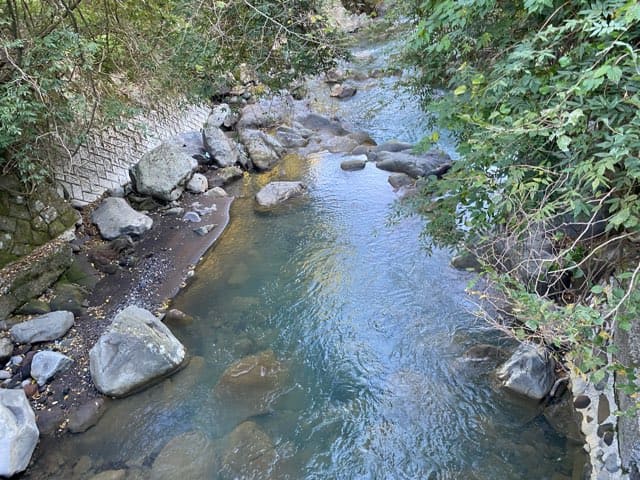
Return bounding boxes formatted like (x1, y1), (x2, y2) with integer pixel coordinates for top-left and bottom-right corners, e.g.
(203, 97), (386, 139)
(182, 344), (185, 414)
(30, 30), (579, 480)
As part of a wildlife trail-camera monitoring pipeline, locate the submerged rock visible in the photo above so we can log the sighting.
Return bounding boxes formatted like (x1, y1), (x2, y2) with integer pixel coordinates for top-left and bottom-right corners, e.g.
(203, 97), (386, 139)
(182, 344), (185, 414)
(68, 397), (108, 433)
(497, 342), (555, 400)
(0, 389), (39, 477)
(150, 431), (215, 480)
(10, 311), (74, 344)
(130, 143), (198, 201)
(220, 421), (276, 480)
(31, 351), (73, 386)
(215, 350), (288, 417)
(256, 182), (307, 208)
(92, 197), (153, 240)
(463, 344), (506, 363)
(89, 306), (186, 397)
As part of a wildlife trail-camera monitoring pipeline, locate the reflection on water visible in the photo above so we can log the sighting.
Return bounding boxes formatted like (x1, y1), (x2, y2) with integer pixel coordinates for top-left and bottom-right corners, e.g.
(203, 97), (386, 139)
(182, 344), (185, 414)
(30, 35), (578, 480)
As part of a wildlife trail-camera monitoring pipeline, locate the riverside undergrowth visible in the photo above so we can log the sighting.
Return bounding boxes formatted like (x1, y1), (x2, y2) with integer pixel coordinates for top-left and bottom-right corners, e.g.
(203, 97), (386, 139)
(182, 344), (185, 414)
(401, 0), (640, 405)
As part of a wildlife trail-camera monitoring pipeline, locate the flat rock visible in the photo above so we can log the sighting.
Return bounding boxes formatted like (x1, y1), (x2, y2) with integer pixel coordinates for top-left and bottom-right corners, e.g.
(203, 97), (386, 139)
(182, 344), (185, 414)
(220, 421), (276, 480)
(31, 351), (73, 386)
(388, 173), (413, 189)
(89, 306), (186, 397)
(376, 150), (452, 178)
(130, 143), (198, 201)
(92, 198), (153, 240)
(374, 140), (414, 153)
(497, 342), (555, 400)
(215, 350), (287, 418)
(0, 389), (39, 477)
(68, 397), (108, 433)
(150, 431), (215, 480)
(256, 182), (306, 208)
(202, 125), (239, 167)
(340, 155), (367, 171)
(16, 300), (51, 316)
(10, 311), (74, 344)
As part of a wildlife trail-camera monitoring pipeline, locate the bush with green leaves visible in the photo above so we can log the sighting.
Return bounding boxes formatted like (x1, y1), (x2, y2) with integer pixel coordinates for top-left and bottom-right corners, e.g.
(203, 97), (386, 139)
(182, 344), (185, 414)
(404, 0), (640, 387)
(0, 0), (342, 187)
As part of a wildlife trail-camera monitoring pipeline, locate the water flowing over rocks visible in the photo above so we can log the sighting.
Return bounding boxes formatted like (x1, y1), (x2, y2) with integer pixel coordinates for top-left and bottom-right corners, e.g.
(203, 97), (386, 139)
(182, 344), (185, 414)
(10, 311), (75, 344)
(150, 431), (215, 480)
(130, 143), (198, 201)
(0, 389), (39, 477)
(30, 351), (73, 386)
(91, 198), (153, 241)
(256, 182), (307, 208)
(220, 421), (277, 480)
(375, 150), (452, 178)
(89, 306), (186, 397)
(497, 342), (556, 400)
(215, 350), (288, 418)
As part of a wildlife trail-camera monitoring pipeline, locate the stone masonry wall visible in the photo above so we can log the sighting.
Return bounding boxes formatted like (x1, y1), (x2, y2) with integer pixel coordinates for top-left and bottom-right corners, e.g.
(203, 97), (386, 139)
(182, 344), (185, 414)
(53, 102), (210, 203)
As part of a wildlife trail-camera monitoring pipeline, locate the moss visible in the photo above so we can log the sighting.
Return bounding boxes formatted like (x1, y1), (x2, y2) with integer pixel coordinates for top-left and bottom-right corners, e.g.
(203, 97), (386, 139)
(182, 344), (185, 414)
(0, 251), (18, 269)
(31, 230), (50, 245)
(60, 208), (79, 228)
(48, 220), (67, 237)
(15, 219), (33, 243)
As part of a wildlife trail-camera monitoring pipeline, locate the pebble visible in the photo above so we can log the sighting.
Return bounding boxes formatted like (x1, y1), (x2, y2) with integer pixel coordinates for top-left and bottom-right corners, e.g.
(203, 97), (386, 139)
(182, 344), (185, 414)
(23, 383), (38, 397)
(10, 355), (23, 366)
(205, 187), (228, 198)
(194, 225), (217, 236)
(574, 395), (591, 409)
(165, 207), (185, 216)
(182, 212), (201, 223)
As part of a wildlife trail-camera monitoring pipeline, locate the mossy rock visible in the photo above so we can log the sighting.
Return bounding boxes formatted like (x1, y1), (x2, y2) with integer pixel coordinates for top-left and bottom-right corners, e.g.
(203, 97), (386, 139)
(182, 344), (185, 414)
(50, 283), (87, 316)
(17, 299), (51, 315)
(0, 251), (18, 269)
(48, 220), (67, 237)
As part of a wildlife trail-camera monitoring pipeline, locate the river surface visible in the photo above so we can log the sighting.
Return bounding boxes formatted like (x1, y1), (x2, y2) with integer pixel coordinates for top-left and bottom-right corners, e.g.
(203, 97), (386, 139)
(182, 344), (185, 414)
(32, 30), (579, 480)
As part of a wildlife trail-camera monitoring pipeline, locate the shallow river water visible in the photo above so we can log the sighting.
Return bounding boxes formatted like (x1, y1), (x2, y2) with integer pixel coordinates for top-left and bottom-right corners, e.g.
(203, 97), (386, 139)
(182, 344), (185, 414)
(32, 34), (580, 480)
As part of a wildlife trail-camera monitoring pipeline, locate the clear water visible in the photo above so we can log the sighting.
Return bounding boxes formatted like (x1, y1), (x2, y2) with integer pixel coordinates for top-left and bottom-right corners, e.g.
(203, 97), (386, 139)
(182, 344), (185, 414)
(31, 34), (578, 480)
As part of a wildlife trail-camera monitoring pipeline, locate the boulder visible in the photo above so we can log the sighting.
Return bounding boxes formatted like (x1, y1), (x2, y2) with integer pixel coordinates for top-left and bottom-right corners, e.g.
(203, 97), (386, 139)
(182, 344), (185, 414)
(220, 422), (276, 480)
(169, 131), (208, 164)
(49, 283), (87, 317)
(215, 350), (287, 418)
(237, 97), (292, 129)
(0, 389), (39, 477)
(10, 311), (74, 344)
(212, 166), (244, 187)
(256, 182), (307, 208)
(186, 174), (208, 194)
(202, 125), (239, 168)
(497, 342), (555, 400)
(92, 198), (153, 240)
(297, 113), (349, 136)
(150, 431), (215, 480)
(374, 140), (414, 153)
(130, 143), (198, 201)
(206, 103), (234, 129)
(89, 306), (186, 397)
(375, 150), (452, 178)
(388, 173), (413, 189)
(16, 300), (51, 316)
(330, 84), (357, 98)
(239, 129), (285, 171)
(31, 351), (73, 386)
(68, 397), (108, 433)
(340, 155), (367, 171)
(275, 127), (309, 149)
(0, 337), (13, 363)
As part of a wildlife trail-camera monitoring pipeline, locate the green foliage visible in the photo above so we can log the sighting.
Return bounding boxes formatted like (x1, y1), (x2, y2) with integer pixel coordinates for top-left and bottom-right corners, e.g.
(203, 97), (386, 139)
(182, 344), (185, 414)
(0, 0), (343, 186)
(403, 0), (640, 388)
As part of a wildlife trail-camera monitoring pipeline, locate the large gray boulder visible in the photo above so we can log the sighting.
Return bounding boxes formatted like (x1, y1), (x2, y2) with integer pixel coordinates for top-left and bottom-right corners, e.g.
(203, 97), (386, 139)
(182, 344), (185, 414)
(10, 311), (74, 344)
(238, 129), (285, 171)
(497, 342), (555, 400)
(89, 306), (186, 397)
(202, 125), (239, 168)
(375, 150), (452, 178)
(31, 351), (73, 386)
(130, 143), (198, 201)
(91, 198), (153, 240)
(0, 389), (39, 477)
(150, 431), (215, 480)
(237, 97), (292, 130)
(256, 182), (306, 208)
(207, 103), (235, 129)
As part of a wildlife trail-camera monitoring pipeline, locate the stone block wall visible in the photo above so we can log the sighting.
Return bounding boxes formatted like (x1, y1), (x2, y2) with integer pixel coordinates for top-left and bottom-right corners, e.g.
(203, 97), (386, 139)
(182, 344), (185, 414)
(53, 103), (210, 203)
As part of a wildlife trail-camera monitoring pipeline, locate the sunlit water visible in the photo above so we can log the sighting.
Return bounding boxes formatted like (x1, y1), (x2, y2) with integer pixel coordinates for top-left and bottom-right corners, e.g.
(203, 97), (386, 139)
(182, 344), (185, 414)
(30, 33), (579, 480)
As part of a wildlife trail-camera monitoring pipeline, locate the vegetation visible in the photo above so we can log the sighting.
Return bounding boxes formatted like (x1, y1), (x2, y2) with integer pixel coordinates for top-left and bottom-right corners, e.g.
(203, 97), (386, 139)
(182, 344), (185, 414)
(404, 0), (640, 389)
(0, 0), (342, 186)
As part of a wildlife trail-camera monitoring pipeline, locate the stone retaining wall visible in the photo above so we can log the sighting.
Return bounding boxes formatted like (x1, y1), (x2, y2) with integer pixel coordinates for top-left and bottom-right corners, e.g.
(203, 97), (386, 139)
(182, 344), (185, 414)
(53, 103), (210, 203)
